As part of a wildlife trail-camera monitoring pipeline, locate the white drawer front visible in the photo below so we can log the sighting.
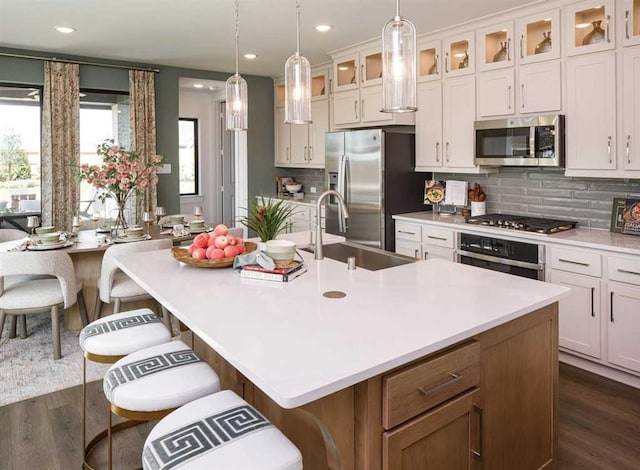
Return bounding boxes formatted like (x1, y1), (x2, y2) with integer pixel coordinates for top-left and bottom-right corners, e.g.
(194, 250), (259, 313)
(424, 246), (456, 262)
(395, 239), (421, 259)
(395, 221), (421, 242)
(608, 256), (640, 286)
(422, 227), (455, 249)
(550, 247), (602, 277)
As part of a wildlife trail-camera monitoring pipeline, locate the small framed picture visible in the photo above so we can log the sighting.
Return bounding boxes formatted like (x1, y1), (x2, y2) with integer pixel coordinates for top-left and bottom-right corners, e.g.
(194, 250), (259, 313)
(611, 198), (640, 236)
(610, 198), (627, 233)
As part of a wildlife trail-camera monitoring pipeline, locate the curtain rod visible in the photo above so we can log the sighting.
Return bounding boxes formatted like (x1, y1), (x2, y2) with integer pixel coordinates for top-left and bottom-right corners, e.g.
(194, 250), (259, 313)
(0, 52), (160, 73)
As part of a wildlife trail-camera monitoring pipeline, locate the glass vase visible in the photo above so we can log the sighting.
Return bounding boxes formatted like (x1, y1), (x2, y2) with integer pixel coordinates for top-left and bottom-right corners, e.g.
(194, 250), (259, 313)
(109, 192), (132, 238)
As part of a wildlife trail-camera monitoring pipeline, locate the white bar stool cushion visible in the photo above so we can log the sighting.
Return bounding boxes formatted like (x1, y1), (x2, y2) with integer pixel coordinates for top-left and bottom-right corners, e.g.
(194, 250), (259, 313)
(79, 308), (171, 357)
(143, 390), (303, 470)
(104, 340), (220, 413)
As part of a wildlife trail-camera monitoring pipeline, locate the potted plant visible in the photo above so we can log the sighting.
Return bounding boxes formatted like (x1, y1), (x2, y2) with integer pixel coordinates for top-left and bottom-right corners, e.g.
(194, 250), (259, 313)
(239, 197), (295, 242)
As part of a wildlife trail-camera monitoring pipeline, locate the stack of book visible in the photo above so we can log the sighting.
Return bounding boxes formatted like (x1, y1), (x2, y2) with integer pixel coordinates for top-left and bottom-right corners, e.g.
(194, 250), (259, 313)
(240, 260), (307, 282)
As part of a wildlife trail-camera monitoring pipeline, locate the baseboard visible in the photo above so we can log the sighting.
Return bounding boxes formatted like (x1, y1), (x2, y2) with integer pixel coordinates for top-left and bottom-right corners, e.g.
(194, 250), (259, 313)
(560, 352), (640, 389)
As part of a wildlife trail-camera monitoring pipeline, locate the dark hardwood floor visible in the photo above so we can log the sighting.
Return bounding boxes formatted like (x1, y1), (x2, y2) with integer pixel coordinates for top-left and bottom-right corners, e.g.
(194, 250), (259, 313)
(0, 363), (639, 469)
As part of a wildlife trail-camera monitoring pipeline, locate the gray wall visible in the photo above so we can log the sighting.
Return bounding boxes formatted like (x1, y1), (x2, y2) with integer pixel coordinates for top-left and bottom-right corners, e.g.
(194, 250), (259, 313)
(436, 168), (640, 229)
(0, 47), (276, 214)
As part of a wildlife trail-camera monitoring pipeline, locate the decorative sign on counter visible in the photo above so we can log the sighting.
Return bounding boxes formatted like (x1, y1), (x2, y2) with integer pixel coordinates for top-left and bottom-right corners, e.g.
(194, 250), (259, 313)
(424, 180), (445, 205)
(611, 198), (640, 236)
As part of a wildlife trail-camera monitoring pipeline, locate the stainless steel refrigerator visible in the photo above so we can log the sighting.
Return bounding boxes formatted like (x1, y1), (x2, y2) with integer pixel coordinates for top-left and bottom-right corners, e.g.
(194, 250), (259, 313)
(325, 129), (427, 252)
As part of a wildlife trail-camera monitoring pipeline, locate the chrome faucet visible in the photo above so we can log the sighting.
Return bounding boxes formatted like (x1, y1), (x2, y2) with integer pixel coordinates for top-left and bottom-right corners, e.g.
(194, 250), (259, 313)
(315, 190), (349, 260)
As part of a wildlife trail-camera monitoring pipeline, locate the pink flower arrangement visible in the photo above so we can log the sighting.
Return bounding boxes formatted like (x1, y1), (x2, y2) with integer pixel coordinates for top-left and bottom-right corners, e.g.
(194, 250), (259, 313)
(77, 140), (164, 204)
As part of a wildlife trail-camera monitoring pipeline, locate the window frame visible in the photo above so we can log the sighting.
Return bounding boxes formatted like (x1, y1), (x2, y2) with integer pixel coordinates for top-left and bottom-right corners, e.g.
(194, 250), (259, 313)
(178, 117), (199, 196)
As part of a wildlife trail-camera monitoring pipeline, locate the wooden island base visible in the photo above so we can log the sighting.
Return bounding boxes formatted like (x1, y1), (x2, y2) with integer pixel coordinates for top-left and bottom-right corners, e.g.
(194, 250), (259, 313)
(188, 302), (558, 470)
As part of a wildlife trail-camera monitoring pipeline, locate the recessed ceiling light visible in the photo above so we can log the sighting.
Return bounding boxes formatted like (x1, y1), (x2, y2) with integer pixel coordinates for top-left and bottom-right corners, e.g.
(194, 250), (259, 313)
(315, 24), (332, 32)
(54, 26), (75, 34)
(193, 84), (204, 89)
(243, 53), (257, 60)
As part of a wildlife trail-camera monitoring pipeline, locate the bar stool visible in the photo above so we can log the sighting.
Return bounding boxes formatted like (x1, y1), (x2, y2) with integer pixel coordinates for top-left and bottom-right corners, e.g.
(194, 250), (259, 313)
(79, 308), (172, 469)
(104, 339), (220, 470)
(142, 390), (303, 470)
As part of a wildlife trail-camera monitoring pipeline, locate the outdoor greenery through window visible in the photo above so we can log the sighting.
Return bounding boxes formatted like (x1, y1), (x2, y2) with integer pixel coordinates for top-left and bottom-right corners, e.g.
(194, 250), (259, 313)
(79, 90), (130, 220)
(179, 118), (198, 195)
(0, 84), (42, 214)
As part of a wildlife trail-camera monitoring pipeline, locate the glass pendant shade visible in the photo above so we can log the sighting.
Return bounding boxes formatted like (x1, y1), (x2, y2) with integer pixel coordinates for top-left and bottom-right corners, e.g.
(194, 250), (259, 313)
(381, 14), (418, 113)
(226, 73), (248, 131)
(284, 52), (312, 124)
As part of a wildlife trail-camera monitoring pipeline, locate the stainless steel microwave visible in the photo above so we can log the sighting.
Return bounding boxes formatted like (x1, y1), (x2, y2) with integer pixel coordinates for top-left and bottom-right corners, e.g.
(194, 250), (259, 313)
(474, 114), (565, 167)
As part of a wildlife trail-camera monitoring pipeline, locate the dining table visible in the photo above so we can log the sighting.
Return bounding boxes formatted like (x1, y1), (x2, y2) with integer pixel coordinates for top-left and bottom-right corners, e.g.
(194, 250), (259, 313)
(0, 224), (200, 329)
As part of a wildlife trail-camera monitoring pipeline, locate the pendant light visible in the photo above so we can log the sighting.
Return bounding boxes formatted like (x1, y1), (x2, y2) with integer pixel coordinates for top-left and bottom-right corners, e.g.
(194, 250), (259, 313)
(381, 0), (417, 113)
(284, 0), (312, 124)
(226, 0), (248, 130)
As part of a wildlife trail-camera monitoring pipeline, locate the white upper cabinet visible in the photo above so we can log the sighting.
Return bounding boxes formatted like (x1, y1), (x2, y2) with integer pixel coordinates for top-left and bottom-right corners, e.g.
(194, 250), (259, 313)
(477, 21), (514, 72)
(415, 81), (443, 169)
(622, 0), (640, 46)
(443, 31), (475, 77)
(516, 9), (561, 64)
(443, 75), (476, 169)
(333, 55), (359, 93)
(564, 0), (616, 56)
(623, 46), (640, 170)
(360, 47), (383, 88)
(566, 52), (617, 171)
(477, 69), (515, 117)
(418, 39), (442, 82)
(518, 60), (562, 114)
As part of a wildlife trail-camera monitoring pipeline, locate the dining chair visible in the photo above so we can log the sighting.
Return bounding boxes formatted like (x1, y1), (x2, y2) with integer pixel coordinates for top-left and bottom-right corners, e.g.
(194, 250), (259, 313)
(0, 251), (89, 359)
(0, 228), (31, 338)
(95, 238), (173, 329)
(0, 228), (28, 243)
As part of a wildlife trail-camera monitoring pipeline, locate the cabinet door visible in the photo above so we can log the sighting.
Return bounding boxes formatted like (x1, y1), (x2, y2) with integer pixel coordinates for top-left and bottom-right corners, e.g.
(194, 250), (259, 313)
(383, 389), (480, 470)
(416, 82), (443, 169)
(549, 270), (601, 359)
(333, 55), (360, 92)
(423, 246), (455, 262)
(361, 86), (389, 123)
(477, 69), (515, 117)
(274, 107), (290, 166)
(290, 122), (309, 165)
(565, 0), (616, 56)
(443, 31), (475, 77)
(622, 0), (640, 46)
(418, 40), (442, 82)
(311, 69), (329, 102)
(608, 282), (640, 373)
(443, 76), (476, 169)
(623, 46), (640, 170)
(308, 100), (328, 167)
(361, 47), (383, 88)
(333, 89), (360, 126)
(477, 21), (514, 72)
(396, 239), (422, 259)
(566, 52), (616, 170)
(518, 60), (562, 114)
(516, 8), (561, 65)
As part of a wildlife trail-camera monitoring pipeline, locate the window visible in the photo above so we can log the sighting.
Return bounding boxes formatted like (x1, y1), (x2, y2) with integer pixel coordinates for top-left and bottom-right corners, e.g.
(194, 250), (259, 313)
(79, 90), (130, 218)
(179, 118), (199, 196)
(0, 84), (42, 213)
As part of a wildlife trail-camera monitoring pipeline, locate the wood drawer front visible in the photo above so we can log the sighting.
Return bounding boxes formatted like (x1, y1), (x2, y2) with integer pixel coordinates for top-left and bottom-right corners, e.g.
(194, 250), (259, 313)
(382, 341), (480, 430)
(550, 247), (602, 277)
(395, 221), (422, 242)
(608, 256), (640, 286)
(422, 227), (455, 249)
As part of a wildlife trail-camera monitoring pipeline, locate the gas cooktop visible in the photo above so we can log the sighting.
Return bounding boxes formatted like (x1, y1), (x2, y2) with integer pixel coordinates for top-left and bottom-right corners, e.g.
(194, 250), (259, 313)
(466, 213), (578, 234)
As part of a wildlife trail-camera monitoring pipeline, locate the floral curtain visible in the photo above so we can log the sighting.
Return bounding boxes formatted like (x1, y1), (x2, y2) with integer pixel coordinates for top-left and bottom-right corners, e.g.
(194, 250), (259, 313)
(129, 70), (158, 223)
(41, 61), (80, 229)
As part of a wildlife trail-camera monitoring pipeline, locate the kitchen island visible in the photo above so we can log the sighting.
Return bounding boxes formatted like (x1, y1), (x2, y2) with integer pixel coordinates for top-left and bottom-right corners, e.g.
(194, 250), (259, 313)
(116, 243), (569, 469)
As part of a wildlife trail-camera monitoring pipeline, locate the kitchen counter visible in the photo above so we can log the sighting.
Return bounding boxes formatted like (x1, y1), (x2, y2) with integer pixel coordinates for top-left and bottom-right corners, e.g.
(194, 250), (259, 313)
(115, 235), (569, 409)
(394, 211), (640, 255)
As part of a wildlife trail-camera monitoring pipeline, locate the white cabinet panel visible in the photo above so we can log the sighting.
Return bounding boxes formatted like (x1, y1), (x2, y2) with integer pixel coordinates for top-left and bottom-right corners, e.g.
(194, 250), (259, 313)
(333, 89), (360, 126)
(477, 69), (515, 117)
(516, 8), (561, 65)
(275, 107), (290, 165)
(518, 60), (562, 114)
(564, 0), (616, 56)
(360, 87), (387, 123)
(443, 76), (476, 169)
(623, 46), (640, 170)
(608, 282), (640, 373)
(415, 82), (443, 169)
(622, 0), (640, 47)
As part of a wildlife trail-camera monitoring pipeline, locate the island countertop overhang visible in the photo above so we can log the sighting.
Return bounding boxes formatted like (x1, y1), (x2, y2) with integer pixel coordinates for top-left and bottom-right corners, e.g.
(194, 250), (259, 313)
(116, 248), (570, 409)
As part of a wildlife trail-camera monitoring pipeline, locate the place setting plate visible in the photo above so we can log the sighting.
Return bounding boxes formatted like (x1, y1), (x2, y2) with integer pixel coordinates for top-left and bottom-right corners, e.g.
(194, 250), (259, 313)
(27, 240), (74, 251)
(113, 234), (151, 244)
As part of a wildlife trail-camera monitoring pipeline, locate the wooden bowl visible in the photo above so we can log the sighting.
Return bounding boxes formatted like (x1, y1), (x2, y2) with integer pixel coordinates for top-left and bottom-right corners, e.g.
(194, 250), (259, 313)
(170, 242), (257, 268)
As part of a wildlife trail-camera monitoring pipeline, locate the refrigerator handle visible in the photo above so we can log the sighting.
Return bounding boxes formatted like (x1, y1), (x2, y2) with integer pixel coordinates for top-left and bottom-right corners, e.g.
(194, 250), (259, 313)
(338, 154), (348, 232)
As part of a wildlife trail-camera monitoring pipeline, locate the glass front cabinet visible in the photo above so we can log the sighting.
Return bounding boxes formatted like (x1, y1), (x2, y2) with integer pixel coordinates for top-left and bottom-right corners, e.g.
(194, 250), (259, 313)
(564, 0), (616, 56)
(516, 9), (561, 64)
(622, 0), (640, 46)
(478, 21), (514, 71)
(443, 31), (475, 77)
(418, 40), (442, 82)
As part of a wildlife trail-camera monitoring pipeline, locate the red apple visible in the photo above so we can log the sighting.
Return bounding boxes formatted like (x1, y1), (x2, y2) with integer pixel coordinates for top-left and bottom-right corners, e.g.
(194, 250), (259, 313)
(188, 244), (197, 255)
(235, 238), (244, 246)
(214, 235), (229, 249)
(192, 247), (206, 259)
(236, 244), (246, 254)
(208, 247), (225, 260)
(224, 245), (239, 258)
(193, 233), (210, 249)
(227, 235), (236, 246)
(207, 236), (218, 247)
(213, 224), (228, 237)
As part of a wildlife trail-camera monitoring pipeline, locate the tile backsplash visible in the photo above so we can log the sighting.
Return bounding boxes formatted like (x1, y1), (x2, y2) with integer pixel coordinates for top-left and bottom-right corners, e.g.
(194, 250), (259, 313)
(436, 168), (640, 229)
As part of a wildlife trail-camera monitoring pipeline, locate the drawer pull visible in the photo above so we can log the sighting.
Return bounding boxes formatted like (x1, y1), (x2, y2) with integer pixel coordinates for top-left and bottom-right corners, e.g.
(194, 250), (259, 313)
(427, 235), (448, 241)
(610, 291), (614, 323)
(398, 230), (416, 235)
(618, 268), (640, 276)
(418, 372), (461, 396)
(591, 287), (595, 317)
(472, 404), (483, 459)
(558, 258), (590, 267)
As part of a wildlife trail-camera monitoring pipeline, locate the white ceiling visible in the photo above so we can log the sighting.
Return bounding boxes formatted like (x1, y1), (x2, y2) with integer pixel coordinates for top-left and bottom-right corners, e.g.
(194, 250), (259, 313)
(0, 0), (538, 77)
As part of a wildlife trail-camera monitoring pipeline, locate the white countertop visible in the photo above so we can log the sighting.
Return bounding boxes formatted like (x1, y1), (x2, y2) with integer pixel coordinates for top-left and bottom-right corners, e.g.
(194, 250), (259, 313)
(115, 231), (569, 409)
(393, 212), (640, 256)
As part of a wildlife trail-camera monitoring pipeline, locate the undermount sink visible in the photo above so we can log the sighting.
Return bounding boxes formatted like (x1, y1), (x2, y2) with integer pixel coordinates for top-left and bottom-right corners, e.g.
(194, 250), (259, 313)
(303, 241), (416, 271)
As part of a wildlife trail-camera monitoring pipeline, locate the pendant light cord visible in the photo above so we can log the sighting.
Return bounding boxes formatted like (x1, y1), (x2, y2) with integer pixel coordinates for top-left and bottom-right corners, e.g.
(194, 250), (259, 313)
(234, 0), (240, 75)
(396, 0), (400, 17)
(296, 0), (301, 55)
